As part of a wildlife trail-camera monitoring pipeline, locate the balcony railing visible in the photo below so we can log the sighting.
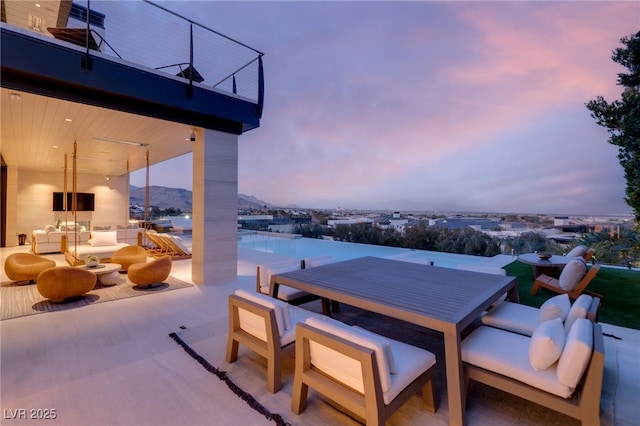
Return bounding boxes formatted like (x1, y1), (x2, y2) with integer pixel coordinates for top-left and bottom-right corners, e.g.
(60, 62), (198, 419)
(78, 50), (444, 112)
(4, 0), (264, 107)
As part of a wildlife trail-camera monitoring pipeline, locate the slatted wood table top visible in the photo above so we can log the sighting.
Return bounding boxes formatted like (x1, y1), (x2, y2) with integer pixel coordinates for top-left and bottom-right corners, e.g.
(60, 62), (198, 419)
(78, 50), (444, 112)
(272, 255), (518, 426)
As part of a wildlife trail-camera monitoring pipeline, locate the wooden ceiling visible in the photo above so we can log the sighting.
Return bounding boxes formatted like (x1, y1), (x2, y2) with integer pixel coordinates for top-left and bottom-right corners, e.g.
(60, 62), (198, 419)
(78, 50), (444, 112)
(1, 87), (195, 177)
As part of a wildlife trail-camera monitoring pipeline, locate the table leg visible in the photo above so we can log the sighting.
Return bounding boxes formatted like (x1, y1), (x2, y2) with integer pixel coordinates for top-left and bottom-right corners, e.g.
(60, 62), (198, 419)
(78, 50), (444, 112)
(444, 330), (465, 426)
(507, 280), (520, 303)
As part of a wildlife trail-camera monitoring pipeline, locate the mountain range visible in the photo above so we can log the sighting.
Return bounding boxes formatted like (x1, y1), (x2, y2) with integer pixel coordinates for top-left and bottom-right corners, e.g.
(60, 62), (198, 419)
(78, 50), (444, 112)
(129, 185), (270, 212)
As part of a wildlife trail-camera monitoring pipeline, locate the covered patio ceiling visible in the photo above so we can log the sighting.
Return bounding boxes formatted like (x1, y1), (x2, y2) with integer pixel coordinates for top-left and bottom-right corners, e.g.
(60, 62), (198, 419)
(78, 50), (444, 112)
(1, 87), (195, 177)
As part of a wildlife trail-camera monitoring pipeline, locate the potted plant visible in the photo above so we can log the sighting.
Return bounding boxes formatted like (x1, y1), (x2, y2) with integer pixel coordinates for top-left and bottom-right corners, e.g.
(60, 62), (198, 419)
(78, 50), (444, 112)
(85, 255), (100, 268)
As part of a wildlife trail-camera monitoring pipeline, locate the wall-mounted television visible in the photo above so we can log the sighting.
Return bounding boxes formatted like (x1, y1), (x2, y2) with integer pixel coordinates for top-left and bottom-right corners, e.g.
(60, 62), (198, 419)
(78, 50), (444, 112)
(53, 192), (95, 211)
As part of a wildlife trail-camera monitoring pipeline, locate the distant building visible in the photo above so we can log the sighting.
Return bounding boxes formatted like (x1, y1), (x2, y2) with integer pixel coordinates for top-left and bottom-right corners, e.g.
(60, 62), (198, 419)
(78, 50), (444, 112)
(327, 217), (374, 228)
(429, 217), (501, 231)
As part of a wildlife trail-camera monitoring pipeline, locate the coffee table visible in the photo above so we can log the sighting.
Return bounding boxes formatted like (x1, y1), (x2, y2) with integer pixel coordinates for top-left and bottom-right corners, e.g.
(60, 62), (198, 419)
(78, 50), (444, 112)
(77, 263), (122, 286)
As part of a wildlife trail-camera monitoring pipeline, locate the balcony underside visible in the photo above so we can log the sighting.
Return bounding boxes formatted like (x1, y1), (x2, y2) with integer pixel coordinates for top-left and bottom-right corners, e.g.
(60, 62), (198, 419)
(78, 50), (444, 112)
(1, 26), (260, 134)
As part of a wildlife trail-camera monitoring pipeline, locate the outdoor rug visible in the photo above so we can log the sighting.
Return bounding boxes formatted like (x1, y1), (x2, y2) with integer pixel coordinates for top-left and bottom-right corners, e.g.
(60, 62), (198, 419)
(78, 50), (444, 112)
(170, 302), (617, 426)
(1, 274), (194, 320)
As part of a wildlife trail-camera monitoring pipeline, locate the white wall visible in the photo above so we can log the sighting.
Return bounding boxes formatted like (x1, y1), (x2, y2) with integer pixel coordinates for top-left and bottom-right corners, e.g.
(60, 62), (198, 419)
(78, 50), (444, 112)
(191, 128), (238, 285)
(12, 168), (129, 245)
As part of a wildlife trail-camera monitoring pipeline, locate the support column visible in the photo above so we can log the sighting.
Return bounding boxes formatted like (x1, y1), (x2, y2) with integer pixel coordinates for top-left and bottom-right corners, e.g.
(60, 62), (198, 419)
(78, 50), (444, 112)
(191, 128), (238, 284)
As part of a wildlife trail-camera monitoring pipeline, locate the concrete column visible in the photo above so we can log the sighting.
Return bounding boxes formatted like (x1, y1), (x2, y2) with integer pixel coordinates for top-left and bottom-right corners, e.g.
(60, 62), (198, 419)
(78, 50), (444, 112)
(191, 128), (238, 284)
(5, 167), (18, 247)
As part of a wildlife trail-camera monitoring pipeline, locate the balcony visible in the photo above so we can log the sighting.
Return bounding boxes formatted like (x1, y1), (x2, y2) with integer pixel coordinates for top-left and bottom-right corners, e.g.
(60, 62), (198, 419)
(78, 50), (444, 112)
(1, 0), (264, 133)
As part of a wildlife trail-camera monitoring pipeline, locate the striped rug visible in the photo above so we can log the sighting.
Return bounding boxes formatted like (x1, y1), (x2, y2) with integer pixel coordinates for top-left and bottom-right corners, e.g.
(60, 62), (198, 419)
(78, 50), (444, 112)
(0, 275), (194, 320)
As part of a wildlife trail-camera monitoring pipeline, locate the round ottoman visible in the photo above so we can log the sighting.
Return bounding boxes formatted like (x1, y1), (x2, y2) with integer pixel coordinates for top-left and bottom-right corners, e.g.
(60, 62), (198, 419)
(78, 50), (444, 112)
(128, 256), (172, 288)
(111, 245), (148, 271)
(37, 267), (97, 303)
(5, 253), (56, 283)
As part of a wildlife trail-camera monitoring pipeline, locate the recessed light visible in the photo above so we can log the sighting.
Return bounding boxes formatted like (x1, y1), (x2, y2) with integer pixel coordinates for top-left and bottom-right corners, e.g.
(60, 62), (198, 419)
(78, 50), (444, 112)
(91, 136), (148, 147)
(9, 93), (21, 100)
(52, 145), (59, 149)
(35, 3), (41, 7)
(65, 118), (72, 122)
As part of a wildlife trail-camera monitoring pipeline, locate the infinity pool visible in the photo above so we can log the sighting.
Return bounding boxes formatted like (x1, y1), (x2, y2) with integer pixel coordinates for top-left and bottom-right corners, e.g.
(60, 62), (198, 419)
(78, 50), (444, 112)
(237, 232), (510, 269)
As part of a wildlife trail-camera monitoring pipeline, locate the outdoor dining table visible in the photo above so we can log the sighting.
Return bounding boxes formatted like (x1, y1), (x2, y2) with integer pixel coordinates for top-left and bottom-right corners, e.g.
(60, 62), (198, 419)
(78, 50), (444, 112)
(517, 253), (572, 278)
(270, 256), (518, 426)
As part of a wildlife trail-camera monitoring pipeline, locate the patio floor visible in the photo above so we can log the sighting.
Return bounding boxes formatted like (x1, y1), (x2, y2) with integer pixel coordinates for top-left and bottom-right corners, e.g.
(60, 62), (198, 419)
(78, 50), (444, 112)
(1, 246), (638, 425)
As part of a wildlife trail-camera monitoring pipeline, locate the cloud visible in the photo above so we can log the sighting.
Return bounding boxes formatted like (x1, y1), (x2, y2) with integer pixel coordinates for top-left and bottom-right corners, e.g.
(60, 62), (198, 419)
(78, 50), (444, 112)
(154, 1), (637, 215)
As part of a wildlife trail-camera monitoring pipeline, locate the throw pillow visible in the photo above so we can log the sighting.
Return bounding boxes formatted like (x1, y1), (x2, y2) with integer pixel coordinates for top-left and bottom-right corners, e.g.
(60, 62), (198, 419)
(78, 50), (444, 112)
(89, 231), (118, 247)
(558, 259), (587, 291)
(44, 224), (57, 234)
(538, 294), (571, 323)
(557, 318), (593, 388)
(566, 245), (587, 259)
(564, 294), (594, 335)
(529, 318), (566, 371)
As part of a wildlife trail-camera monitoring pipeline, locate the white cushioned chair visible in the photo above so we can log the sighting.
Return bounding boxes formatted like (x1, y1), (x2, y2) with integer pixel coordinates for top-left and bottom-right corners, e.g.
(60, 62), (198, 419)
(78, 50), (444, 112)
(462, 318), (604, 425)
(302, 255), (339, 313)
(256, 259), (322, 309)
(481, 294), (600, 336)
(530, 263), (601, 300)
(291, 316), (437, 425)
(225, 289), (323, 393)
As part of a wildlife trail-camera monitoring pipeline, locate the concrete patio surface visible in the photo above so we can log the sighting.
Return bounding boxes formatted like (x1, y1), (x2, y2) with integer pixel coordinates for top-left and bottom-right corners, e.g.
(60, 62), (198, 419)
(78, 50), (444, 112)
(1, 246), (638, 425)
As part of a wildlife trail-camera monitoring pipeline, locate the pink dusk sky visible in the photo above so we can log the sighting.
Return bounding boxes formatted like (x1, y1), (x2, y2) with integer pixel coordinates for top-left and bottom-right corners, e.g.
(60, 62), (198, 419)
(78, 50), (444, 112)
(130, 1), (639, 215)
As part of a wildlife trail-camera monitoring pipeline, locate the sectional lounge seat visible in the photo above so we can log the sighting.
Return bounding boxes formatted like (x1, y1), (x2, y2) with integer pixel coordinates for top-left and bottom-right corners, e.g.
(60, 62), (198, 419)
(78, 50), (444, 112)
(32, 226), (90, 254)
(462, 318), (604, 425)
(481, 294), (600, 336)
(64, 230), (132, 266)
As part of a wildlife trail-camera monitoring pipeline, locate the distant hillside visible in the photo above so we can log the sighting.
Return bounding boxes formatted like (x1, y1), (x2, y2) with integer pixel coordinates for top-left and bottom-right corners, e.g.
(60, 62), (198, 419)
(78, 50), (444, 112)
(129, 186), (270, 212)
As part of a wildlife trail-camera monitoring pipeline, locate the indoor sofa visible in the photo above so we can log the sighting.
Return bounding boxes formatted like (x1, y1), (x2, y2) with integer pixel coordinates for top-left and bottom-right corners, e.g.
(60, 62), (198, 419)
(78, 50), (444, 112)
(32, 225), (90, 254)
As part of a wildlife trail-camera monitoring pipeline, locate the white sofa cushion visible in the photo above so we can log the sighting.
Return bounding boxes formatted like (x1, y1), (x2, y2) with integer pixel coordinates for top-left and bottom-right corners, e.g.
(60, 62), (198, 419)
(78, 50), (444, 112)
(462, 326), (574, 398)
(529, 318), (565, 371)
(564, 294), (593, 335)
(235, 289), (289, 338)
(89, 231), (118, 247)
(559, 259), (587, 291)
(281, 305), (323, 346)
(305, 316), (392, 393)
(481, 302), (539, 336)
(557, 318), (593, 388)
(351, 325), (398, 374)
(538, 294), (571, 323)
(566, 245), (587, 259)
(170, 235), (191, 255)
(384, 336), (436, 405)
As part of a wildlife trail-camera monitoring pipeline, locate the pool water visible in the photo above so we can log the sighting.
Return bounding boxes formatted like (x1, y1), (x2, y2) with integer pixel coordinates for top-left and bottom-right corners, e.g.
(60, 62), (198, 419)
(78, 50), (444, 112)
(237, 232), (505, 269)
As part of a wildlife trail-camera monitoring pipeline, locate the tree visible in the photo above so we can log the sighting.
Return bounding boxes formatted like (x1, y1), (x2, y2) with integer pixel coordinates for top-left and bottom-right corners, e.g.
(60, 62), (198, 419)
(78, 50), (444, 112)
(586, 31), (640, 224)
